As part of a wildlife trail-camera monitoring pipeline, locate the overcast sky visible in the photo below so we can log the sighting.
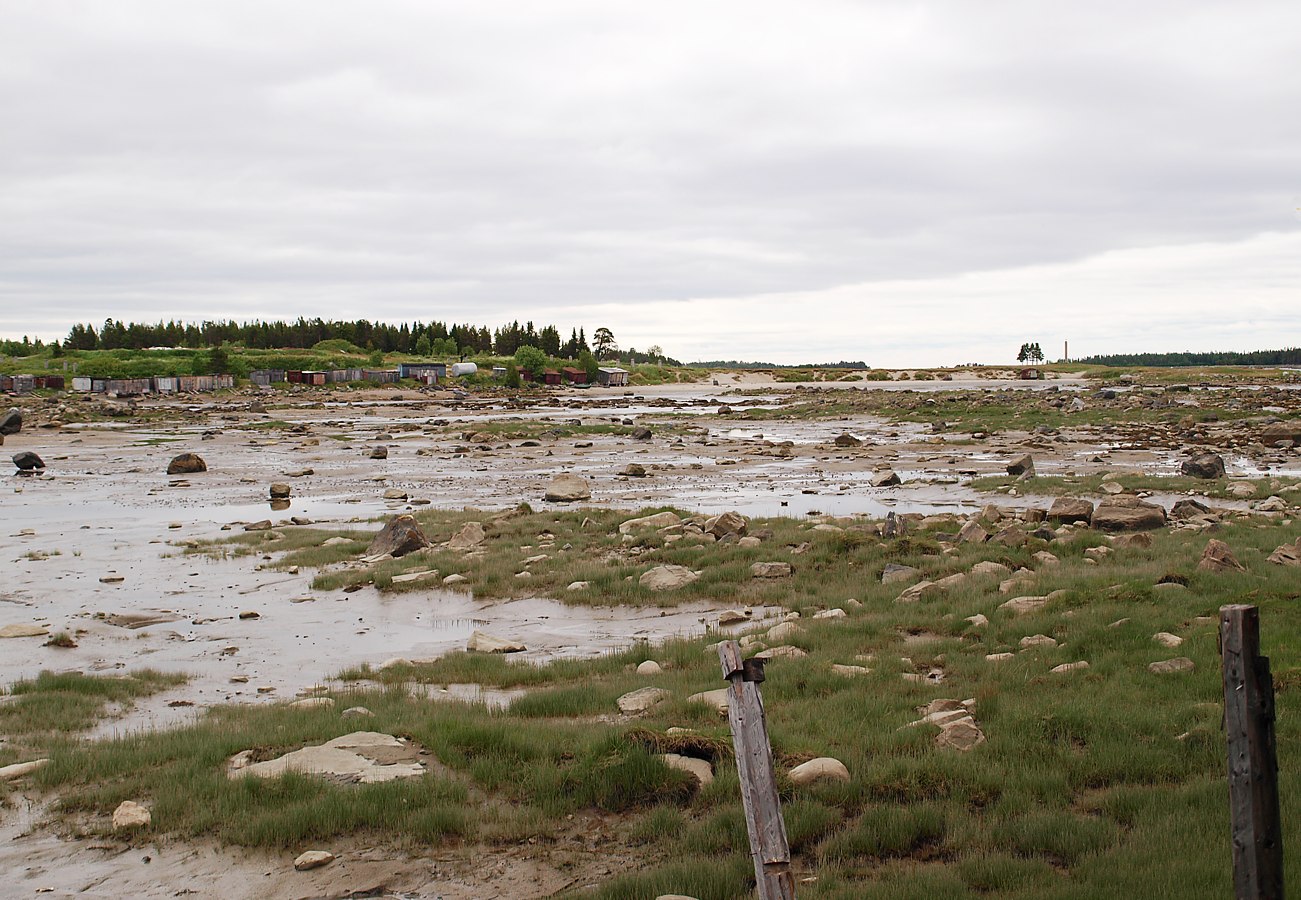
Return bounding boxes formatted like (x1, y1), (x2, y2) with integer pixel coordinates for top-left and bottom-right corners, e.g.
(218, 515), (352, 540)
(2, 1), (1298, 365)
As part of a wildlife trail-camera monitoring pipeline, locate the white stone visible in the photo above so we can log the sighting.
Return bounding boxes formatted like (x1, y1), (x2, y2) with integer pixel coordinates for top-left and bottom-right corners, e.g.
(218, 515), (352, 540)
(999, 595), (1049, 615)
(1019, 634), (1057, 650)
(659, 753), (713, 787)
(618, 686), (671, 714)
(813, 608), (846, 620)
(0, 758), (49, 780)
(294, 850), (336, 871)
(289, 697), (335, 710)
(467, 630), (525, 653)
(639, 565), (700, 591)
(788, 757), (850, 786)
(1050, 660), (1089, 674)
(765, 621), (805, 643)
(687, 688), (730, 714)
(1152, 632), (1184, 648)
(619, 511), (681, 534)
(636, 660), (664, 675)
(112, 800), (151, 830)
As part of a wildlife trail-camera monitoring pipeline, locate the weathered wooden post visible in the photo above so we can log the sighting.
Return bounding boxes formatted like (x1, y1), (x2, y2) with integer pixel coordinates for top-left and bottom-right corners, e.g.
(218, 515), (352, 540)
(718, 640), (796, 900)
(1220, 604), (1283, 899)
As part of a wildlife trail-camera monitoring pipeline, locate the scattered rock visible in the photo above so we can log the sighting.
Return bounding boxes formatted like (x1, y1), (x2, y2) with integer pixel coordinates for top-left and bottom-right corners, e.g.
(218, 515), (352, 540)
(1180, 453), (1226, 479)
(447, 521), (486, 552)
(12, 451), (44, 471)
(831, 664), (870, 677)
(370, 445), (388, 460)
(341, 706), (375, 719)
(957, 520), (988, 544)
(1019, 634), (1057, 650)
(467, 630), (525, 653)
(755, 645), (808, 660)
(1261, 423), (1301, 448)
(233, 732), (424, 784)
(166, 452), (207, 475)
(659, 753), (713, 787)
(1226, 481), (1257, 498)
(788, 757), (850, 786)
(1153, 632), (1184, 648)
(704, 511), (747, 538)
(833, 433), (861, 447)
(367, 514), (430, 558)
(0, 408), (21, 435)
(382, 488), (408, 500)
(636, 660), (664, 675)
(1267, 538), (1301, 567)
(999, 595), (1049, 616)
(750, 561), (793, 578)
(0, 624), (50, 638)
(765, 621), (804, 643)
(1047, 497), (1093, 524)
(544, 473), (591, 502)
(620, 463), (647, 477)
(687, 688), (730, 714)
(1149, 657), (1195, 675)
(871, 469), (902, 487)
(639, 564), (700, 591)
(881, 563), (919, 584)
(1198, 538), (1245, 573)
(619, 511), (681, 534)
(935, 717), (986, 752)
(0, 758), (49, 780)
(269, 483), (291, 499)
(1006, 454), (1035, 477)
(631, 427), (653, 440)
(617, 686), (671, 714)
(289, 697), (335, 710)
(1050, 661), (1089, 674)
(970, 561), (1011, 577)
(442, 573), (468, 586)
(894, 580), (937, 603)
(1091, 497), (1166, 532)
(112, 800), (152, 830)
(293, 850), (336, 871)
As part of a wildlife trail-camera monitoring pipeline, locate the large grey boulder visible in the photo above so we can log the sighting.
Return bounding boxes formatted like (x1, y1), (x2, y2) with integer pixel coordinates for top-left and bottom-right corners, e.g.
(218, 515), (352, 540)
(544, 473), (591, 502)
(367, 514), (430, 558)
(704, 511), (747, 538)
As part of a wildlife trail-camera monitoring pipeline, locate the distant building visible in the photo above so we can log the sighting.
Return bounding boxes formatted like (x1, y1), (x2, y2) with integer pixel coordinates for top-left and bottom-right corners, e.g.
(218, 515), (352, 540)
(560, 367), (587, 384)
(596, 366), (629, 386)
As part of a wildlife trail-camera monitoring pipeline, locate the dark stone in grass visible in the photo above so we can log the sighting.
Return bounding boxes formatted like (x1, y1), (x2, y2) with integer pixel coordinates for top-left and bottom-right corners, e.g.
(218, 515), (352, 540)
(1179, 453), (1225, 480)
(1170, 498), (1212, 519)
(631, 427), (653, 440)
(368, 514), (430, 558)
(12, 451), (44, 471)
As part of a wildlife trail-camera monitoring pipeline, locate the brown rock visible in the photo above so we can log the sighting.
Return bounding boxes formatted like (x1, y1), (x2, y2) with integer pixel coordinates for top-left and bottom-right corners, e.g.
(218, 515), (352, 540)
(1197, 538), (1245, 573)
(166, 452), (207, 475)
(1267, 538), (1301, 567)
(1091, 497), (1166, 532)
(1047, 497), (1093, 524)
(1180, 453), (1225, 479)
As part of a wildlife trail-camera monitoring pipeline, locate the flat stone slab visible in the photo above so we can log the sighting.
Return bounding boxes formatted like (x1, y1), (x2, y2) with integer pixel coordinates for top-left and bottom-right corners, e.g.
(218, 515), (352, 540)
(0, 624), (49, 638)
(229, 731), (425, 784)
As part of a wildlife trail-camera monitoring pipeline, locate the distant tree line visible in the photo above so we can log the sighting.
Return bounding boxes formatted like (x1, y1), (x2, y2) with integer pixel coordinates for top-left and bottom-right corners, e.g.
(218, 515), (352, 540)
(685, 360), (867, 369)
(48, 318), (676, 363)
(1075, 348), (1301, 367)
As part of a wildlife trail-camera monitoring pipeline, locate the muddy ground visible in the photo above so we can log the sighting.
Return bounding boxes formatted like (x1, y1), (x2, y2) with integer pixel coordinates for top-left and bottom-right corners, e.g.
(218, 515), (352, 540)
(2, 372), (1297, 898)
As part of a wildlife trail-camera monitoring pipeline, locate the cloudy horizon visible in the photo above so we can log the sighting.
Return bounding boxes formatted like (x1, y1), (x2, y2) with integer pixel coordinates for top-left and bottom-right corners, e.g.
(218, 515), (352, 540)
(2, 1), (1298, 366)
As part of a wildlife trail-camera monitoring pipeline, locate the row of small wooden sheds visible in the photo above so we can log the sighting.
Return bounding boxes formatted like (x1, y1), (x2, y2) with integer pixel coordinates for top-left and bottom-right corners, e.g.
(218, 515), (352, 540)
(0, 374), (66, 393)
(68, 375), (235, 395)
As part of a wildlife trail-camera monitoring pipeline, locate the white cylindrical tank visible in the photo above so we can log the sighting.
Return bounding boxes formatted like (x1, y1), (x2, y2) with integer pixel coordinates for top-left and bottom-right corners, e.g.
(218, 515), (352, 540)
(450, 362), (478, 376)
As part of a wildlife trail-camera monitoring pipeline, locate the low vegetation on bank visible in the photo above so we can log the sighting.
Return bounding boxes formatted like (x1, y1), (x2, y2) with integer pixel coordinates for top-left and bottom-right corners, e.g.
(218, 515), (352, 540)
(19, 494), (1301, 897)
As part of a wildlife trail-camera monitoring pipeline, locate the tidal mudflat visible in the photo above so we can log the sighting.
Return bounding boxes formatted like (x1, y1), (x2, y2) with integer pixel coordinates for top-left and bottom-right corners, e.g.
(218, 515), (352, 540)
(2, 371), (1299, 899)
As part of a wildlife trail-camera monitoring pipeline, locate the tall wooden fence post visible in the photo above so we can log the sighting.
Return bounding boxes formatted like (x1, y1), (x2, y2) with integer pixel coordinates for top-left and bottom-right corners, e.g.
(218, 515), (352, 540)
(1220, 604), (1283, 899)
(718, 640), (796, 900)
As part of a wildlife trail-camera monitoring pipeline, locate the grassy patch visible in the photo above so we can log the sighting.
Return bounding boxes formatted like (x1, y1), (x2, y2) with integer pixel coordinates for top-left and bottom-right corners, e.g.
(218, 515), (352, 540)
(30, 511), (1301, 897)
